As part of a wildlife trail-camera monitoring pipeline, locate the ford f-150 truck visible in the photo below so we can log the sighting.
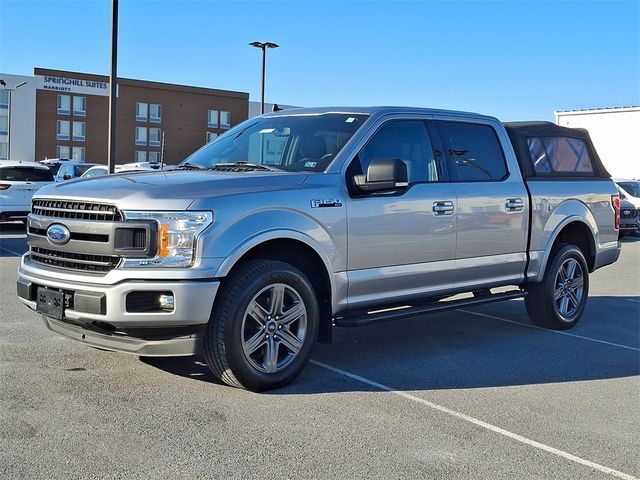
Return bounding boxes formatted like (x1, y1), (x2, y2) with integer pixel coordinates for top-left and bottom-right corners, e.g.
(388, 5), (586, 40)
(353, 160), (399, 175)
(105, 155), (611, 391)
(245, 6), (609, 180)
(16, 107), (621, 391)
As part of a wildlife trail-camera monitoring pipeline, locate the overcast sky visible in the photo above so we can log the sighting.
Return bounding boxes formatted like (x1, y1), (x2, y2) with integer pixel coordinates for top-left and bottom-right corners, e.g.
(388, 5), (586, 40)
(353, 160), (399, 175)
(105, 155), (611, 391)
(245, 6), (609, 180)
(1, 0), (638, 121)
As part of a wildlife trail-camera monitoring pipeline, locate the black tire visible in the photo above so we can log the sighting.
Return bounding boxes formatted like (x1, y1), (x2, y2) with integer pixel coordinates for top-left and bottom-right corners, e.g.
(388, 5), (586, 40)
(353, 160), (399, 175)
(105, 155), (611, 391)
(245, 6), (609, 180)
(525, 244), (589, 330)
(204, 260), (319, 391)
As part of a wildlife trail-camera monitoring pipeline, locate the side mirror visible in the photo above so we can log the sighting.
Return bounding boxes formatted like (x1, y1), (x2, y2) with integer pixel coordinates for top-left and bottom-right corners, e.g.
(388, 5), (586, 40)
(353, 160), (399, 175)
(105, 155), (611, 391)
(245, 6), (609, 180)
(353, 158), (408, 194)
(619, 192), (627, 200)
(63, 174), (72, 180)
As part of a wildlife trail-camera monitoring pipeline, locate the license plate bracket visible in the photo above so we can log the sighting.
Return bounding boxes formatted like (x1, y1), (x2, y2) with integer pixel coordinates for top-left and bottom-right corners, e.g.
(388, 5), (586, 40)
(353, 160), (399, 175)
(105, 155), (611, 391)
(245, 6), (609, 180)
(36, 287), (64, 320)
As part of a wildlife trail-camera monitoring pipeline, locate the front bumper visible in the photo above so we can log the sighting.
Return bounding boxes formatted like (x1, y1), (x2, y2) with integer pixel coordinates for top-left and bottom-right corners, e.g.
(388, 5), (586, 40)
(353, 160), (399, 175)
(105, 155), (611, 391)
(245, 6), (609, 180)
(17, 262), (219, 356)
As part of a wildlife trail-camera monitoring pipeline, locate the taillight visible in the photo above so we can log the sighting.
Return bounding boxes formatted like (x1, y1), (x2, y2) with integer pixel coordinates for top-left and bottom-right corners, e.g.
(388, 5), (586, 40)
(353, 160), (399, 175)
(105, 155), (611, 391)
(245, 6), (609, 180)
(0, 184), (11, 190)
(612, 195), (621, 229)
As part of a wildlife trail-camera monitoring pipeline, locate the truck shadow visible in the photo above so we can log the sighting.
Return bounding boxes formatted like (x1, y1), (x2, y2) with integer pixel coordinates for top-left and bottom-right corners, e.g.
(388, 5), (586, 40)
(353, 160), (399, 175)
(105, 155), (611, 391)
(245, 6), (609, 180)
(141, 296), (640, 394)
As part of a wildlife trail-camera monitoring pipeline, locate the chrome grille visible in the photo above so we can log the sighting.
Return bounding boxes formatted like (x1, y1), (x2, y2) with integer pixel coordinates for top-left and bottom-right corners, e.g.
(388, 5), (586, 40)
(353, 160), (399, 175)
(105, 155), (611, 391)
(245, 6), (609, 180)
(30, 247), (120, 273)
(32, 199), (122, 222)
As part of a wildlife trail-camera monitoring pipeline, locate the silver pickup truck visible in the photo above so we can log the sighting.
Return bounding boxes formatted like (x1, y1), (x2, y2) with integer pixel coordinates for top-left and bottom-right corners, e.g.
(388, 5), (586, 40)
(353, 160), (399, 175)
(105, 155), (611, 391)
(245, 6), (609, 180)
(17, 107), (621, 391)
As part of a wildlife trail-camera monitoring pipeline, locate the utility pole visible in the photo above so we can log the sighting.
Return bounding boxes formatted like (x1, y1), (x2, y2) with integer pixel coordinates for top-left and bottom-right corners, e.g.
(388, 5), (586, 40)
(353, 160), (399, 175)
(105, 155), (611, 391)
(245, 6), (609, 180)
(160, 131), (165, 170)
(107, 0), (119, 173)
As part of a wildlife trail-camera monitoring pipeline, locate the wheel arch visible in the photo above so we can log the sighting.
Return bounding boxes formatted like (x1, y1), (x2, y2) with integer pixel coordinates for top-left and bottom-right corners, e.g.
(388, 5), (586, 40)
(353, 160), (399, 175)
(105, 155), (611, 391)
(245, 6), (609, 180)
(215, 233), (335, 343)
(533, 217), (597, 282)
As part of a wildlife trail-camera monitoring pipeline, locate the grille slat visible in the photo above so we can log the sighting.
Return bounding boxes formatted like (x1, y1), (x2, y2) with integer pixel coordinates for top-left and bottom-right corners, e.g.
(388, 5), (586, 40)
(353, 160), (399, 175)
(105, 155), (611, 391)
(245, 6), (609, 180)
(32, 199), (122, 222)
(30, 247), (120, 273)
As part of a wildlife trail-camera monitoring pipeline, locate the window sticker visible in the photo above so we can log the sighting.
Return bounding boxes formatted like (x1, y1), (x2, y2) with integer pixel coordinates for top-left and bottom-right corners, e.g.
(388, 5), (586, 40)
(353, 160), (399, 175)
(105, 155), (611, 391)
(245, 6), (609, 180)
(304, 161), (318, 168)
(346, 117), (356, 123)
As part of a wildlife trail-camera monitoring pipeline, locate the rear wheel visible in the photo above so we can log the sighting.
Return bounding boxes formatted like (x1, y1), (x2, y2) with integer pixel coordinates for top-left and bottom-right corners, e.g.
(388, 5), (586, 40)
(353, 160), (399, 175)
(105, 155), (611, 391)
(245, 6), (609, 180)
(525, 244), (589, 330)
(204, 260), (319, 391)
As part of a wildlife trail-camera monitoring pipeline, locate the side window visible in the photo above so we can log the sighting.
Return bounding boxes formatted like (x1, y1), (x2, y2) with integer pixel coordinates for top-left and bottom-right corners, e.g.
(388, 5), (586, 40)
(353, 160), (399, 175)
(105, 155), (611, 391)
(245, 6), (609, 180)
(58, 165), (70, 178)
(437, 121), (508, 182)
(526, 137), (594, 175)
(356, 120), (439, 184)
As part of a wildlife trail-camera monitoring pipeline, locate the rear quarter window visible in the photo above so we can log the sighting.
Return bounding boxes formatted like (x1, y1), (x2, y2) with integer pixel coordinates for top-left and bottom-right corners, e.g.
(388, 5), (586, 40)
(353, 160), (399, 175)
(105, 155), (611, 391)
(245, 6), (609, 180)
(526, 137), (594, 175)
(0, 167), (54, 182)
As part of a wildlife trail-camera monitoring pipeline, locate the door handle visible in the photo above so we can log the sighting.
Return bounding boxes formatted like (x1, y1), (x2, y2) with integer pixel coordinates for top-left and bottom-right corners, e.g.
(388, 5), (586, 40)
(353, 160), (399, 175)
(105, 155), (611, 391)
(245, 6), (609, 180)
(506, 198), (524, 212)
(433, 201), (454, 215)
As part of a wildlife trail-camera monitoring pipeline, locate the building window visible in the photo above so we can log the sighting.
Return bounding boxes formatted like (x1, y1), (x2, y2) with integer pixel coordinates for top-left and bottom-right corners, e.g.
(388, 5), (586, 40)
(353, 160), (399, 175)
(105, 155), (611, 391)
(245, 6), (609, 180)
(56, 145), (71, 159)
(206, 132), (218, 143)
(135, 150), (147, 163)
(150, 104), (162, 123)
(136, 102), (148, 122)
(72, 122), (86, 141)
(135, 126), (147, 145)
(73, 96), (86, 116)
(57, 95), (71, 115)
(72, 146), (85, 162)
(0, 90), (8, 107)
(0, 110), (8, 134)
(0, 142), (7, 160)
(207, 110), (218, 128)
(220, 111), (231, 129)
(149, 151), (160, 164)
(57, 120), (70, 140)
(149, 127), (161, 146)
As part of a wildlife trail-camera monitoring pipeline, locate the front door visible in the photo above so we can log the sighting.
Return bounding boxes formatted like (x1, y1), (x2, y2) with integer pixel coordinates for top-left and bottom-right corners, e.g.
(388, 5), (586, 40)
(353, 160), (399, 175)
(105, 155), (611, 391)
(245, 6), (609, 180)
(345, 118), (458, 310)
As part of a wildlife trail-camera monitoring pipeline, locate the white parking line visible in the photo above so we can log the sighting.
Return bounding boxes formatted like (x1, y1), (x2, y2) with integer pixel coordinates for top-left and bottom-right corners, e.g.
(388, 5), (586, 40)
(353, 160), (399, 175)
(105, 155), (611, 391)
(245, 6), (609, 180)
(311, 360), (638, 480)
(0, 246), (25, 256)
(458, 309), (640, 352)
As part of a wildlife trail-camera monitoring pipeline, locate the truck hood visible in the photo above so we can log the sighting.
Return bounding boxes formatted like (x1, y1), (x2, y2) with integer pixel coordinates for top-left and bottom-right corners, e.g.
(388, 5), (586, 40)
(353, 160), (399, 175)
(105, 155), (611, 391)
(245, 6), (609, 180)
(33, 170), (309, 210)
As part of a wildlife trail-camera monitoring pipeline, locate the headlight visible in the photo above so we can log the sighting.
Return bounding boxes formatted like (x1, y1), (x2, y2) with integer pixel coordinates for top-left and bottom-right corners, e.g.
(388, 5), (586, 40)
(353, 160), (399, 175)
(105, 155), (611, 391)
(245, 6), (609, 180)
(121, 211), (213, 268)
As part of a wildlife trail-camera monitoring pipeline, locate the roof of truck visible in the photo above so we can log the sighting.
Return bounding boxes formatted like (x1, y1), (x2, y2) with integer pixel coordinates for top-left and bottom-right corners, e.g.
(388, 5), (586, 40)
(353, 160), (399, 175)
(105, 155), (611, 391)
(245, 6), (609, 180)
(263, 106), (498, 121)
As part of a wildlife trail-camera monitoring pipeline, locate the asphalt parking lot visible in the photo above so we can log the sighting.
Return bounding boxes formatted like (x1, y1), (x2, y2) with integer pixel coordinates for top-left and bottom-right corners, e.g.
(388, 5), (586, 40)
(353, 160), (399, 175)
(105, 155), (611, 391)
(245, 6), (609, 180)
(1, 222), (638, 480)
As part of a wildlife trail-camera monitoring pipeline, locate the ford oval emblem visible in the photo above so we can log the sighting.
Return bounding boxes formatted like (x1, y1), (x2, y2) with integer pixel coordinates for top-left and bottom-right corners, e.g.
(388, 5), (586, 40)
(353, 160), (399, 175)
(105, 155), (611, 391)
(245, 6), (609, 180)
(46, 224), (70, 245)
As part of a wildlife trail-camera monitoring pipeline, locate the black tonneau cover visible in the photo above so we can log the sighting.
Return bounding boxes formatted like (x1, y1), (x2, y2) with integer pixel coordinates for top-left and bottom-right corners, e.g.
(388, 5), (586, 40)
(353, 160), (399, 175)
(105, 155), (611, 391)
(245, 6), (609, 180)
(504, 121), (611, 179)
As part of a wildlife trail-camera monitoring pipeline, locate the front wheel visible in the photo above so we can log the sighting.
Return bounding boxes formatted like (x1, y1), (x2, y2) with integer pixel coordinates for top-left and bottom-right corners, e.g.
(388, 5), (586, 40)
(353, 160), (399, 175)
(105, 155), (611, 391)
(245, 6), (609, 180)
(204, 260), (319, 391)
(525, 244), (589, 330)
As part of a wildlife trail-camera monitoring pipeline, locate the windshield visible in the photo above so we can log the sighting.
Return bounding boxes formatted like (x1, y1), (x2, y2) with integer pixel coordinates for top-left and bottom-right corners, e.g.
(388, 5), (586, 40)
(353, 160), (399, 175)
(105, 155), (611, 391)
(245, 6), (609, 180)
(180, 113), (368, 172)
(619, 182), (640, 197)
(0, 167), (54, 182)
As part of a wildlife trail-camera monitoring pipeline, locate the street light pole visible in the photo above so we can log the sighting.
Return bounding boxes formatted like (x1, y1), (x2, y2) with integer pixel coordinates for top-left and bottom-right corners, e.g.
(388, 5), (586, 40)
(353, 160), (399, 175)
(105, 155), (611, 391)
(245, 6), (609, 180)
(249, 41), (279, 114)
(0, 79), (27, 160)
(107, 0), (119, 174)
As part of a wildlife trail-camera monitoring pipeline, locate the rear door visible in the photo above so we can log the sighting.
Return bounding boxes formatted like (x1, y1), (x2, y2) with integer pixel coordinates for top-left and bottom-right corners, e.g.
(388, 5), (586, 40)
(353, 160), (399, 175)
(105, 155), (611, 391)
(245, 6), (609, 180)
(434, 117), (528, 288)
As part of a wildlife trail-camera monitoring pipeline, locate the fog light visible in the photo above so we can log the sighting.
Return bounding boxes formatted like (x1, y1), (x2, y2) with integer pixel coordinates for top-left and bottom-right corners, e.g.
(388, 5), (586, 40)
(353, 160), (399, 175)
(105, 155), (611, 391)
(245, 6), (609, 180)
(158, 293), (174, 311)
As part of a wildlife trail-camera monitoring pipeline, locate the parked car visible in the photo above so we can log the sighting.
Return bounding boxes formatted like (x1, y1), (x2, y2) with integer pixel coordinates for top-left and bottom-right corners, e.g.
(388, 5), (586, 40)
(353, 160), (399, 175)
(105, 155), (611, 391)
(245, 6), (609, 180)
(55, 161), (99, 181)
(615, 179), (640, 208)
(38, 158), (71, 177)
(80, 164), (155, 178)
(17, 107), (621, 391)
(0, 161), (54, 222)
(619, 196), (640, 237)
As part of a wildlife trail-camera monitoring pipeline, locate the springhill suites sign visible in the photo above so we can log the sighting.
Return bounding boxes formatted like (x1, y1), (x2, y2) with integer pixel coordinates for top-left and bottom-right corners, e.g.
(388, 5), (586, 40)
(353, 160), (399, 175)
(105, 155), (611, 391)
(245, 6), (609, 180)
(35, 75), (110, 96)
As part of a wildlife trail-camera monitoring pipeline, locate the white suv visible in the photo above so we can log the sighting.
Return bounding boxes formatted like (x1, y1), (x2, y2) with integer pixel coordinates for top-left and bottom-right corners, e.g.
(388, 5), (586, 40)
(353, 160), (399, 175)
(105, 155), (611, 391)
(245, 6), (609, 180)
(0, 161), (54, 222)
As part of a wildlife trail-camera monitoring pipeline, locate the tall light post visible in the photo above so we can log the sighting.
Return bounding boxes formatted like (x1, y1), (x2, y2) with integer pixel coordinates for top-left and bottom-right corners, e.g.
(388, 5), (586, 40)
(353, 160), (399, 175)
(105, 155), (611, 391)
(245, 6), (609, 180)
(249, 41), (279, 114)
(107, 0), (119, 174)
(0, 79), (27, 160)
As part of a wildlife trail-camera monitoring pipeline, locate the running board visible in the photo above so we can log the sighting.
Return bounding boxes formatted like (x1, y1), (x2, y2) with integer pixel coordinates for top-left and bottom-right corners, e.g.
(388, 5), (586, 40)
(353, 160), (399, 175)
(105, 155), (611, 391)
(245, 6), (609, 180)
(334, 290), (526, 328)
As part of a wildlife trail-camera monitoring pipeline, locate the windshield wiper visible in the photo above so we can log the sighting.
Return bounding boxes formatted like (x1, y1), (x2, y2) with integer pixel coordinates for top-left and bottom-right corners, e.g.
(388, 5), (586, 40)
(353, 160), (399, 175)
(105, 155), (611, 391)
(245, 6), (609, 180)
(211, 162), (282, 172)
(178, 162), (205, 170)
